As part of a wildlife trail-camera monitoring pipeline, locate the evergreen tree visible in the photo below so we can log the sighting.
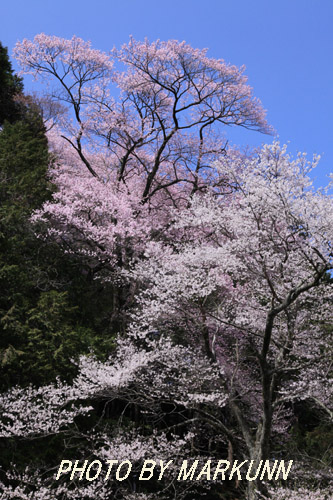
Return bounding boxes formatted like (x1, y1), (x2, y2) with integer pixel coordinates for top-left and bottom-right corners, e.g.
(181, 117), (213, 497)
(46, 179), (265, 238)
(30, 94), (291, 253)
(0, 42), (23, 125)
(0, 48), (111, 388)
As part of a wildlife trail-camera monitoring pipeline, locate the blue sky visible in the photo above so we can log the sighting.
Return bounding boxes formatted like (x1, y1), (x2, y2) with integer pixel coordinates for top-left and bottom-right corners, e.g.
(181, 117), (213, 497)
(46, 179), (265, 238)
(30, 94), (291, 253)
(1, 0), (332, 187)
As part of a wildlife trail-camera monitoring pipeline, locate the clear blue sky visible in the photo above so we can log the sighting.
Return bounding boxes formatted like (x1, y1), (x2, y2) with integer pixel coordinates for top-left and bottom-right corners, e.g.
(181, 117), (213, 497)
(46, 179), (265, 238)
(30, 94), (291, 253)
(1, 0), (332, 187)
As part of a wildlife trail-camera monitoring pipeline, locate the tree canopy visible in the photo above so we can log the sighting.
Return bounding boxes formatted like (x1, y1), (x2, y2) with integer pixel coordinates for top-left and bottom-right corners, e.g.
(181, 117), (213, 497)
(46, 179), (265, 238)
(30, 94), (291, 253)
(0, 35), (332, 500)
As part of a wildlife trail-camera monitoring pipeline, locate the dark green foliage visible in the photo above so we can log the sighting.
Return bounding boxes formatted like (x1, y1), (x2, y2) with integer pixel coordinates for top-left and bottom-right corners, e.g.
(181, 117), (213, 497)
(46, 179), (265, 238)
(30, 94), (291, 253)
(0, 118), (120, 391)
(0, 116), (117, 388)
(0, 45), (119, 390)
(0, 42), (24, 125)
(0, 290), (95, 386)
(288, 402), (333, 467)
(0, 118), (50, 213)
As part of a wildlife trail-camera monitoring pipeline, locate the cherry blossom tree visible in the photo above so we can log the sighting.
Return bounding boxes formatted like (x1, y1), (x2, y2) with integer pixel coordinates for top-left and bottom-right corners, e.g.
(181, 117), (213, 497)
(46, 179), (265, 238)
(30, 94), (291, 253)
(0, 337), (228, 499)
(125, 142), (333, 499)
(13, 34), (272, 296)
(2, 34), (331, 500)
(13, 34), (271, 201)
(0, 143), (332, 499)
